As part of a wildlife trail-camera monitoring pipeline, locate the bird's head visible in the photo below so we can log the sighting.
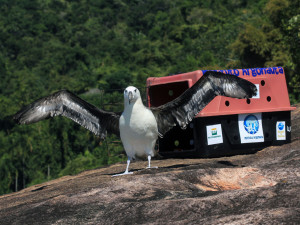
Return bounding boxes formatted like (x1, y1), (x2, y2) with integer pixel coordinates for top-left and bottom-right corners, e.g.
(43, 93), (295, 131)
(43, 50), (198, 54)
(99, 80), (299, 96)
(124, 86), (141, 105)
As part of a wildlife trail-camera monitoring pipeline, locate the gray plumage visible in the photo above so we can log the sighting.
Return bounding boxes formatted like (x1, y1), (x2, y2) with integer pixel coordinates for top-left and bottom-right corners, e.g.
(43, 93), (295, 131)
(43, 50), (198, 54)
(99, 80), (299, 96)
(13, 90), (120, 139)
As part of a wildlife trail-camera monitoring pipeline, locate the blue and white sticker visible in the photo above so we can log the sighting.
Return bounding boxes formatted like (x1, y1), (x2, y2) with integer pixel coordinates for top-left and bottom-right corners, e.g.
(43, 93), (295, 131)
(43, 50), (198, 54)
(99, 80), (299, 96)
(238, 113), (264, 143)
(276, 121), (286, 140)
(206, 124), (223, 145)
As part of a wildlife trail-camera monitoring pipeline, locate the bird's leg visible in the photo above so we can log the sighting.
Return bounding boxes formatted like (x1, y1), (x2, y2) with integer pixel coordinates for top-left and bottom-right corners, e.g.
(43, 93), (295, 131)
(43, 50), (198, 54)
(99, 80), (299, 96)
(146, 155), (158, 169)
(112, 157), (134, 177)
(124, 157), (132, 174)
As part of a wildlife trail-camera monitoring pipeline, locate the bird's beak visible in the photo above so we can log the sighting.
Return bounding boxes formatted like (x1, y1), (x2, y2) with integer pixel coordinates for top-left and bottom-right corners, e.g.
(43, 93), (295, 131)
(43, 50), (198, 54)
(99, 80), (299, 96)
(128, 91), (133, 104)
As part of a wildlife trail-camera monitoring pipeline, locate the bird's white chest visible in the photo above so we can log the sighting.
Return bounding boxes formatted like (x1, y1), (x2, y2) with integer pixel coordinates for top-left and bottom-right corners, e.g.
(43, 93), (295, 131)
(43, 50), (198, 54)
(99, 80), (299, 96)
(119, 103), (158, 157)
(119, 105), (157, 138)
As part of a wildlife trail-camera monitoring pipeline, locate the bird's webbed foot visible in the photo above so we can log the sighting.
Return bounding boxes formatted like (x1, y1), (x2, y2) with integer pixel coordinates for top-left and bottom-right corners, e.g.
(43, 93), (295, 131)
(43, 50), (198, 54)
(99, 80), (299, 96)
(112, 171), (133, 177)
(112, 157), (133, 177)
(146, 166), (158, 169)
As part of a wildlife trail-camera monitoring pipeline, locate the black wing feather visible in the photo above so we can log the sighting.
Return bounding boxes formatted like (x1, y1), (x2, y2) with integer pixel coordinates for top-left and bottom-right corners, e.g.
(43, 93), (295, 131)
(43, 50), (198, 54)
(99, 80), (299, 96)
(13, 90), (120, 139)
(151, 71), (257, 137)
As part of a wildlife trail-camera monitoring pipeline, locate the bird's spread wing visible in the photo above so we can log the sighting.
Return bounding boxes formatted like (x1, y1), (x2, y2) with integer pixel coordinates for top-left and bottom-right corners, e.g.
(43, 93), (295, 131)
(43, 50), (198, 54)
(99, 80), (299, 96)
(150, 71), (257, 137)
(13, 90), (120, 139)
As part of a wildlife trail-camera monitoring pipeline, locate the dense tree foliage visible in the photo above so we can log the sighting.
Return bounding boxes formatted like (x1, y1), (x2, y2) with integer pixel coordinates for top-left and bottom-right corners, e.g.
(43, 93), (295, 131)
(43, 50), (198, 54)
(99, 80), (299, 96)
(0, 0), (299, 194)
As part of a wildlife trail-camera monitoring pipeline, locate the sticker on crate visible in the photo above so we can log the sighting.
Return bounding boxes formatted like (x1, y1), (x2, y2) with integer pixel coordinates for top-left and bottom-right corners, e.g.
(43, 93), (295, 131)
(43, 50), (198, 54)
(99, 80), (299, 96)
(238, 113), (264, 143)
(276, 121), (286, 140)
(206, 124), (223, 145)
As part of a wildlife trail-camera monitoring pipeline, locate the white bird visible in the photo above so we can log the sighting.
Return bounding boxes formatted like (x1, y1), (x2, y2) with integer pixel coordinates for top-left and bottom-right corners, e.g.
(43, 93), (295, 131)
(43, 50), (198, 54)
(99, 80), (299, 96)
(14, 71), (257, 176)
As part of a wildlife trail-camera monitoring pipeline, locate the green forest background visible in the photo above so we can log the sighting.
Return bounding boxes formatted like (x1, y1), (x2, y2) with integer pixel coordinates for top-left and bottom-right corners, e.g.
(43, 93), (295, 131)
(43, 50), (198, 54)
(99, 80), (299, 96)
(0, 0), (299, 195)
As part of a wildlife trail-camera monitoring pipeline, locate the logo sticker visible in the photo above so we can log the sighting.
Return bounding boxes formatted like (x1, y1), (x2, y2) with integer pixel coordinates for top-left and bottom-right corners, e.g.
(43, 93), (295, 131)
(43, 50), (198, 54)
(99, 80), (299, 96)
(206, 124), (223, 145)
(276, 121), (286, 140)
(238, 113), (264, 143)
(244, 114), (259, 134)
(211, 128), (217, 135)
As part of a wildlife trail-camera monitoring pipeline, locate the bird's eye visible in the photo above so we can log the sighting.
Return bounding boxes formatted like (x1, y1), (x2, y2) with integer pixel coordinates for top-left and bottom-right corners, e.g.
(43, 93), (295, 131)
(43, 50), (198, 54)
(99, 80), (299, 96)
(134, 89), (137, 92)
(125, 90), (127, 93)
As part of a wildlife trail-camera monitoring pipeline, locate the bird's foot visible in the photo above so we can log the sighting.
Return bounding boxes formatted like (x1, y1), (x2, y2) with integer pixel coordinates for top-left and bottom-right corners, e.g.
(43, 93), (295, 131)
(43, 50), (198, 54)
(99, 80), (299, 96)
(112, 171), (133, 177)
(146, 166), (158, 169)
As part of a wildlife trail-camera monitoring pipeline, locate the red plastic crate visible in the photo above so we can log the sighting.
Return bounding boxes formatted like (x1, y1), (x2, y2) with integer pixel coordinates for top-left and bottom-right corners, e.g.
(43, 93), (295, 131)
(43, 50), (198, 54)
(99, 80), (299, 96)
(147, 67), (296, 116)
(146, 67), (295, 157)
